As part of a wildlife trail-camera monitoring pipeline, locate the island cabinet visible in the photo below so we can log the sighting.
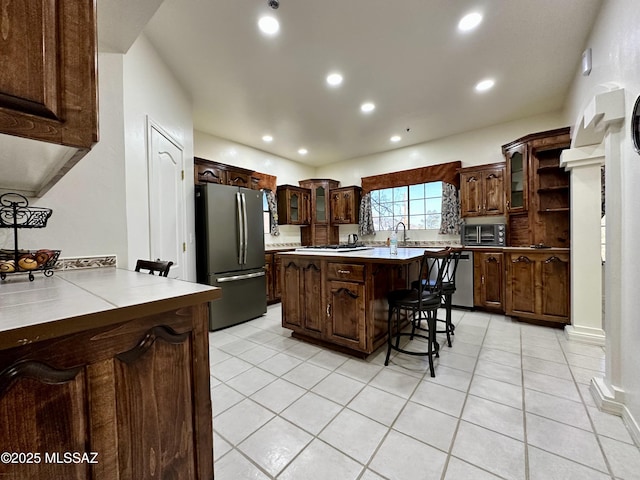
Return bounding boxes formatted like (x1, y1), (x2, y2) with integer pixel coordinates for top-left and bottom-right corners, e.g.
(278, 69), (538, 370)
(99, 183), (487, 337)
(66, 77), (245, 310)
(0, 269), (220, 480)
(281, 258), (324, 336)
(279, 249), (421, 356)
(473, 251), (504, 311)
(505, 250), (570, 324)
(265, 251), (286, 304)
(459, 163), (505, 217)
(325, 263), (367, 351)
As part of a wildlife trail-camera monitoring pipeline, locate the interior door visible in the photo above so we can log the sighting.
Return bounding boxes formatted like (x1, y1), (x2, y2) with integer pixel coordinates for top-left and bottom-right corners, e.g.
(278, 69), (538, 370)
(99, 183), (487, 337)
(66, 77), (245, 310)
(148, 121), (186, 279)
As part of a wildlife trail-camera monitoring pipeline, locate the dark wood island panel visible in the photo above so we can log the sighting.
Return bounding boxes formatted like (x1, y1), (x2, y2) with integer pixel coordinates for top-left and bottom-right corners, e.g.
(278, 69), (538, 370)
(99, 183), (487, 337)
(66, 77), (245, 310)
(278, 248), (426, 356)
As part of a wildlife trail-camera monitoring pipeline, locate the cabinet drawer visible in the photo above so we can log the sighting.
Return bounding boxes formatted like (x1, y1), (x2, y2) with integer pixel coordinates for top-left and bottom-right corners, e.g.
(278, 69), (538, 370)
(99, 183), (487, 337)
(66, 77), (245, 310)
(326, 263), (365, 283)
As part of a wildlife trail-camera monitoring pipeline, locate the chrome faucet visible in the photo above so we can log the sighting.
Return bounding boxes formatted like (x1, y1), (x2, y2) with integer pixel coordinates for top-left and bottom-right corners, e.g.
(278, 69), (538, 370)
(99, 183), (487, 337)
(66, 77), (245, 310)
(395, 221), (408, 245)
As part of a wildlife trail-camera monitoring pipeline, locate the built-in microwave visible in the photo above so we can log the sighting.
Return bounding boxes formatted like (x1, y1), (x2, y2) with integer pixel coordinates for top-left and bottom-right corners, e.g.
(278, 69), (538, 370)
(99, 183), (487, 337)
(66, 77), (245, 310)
(461, 223), (506, 246)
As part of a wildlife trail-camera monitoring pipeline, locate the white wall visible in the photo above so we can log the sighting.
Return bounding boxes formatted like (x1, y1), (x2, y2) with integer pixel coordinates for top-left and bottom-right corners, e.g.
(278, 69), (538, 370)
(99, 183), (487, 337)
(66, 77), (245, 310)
(123, 34), (196, 278)
(7, 53), (129, 263)
(562, 0), (640, 437)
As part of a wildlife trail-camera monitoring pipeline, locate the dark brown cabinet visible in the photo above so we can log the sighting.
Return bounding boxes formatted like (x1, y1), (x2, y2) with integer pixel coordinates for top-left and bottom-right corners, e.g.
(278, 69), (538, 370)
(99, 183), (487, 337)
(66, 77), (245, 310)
(459, 164), (505, 217)
(194, 157), (255, 189)
(299, 179), (340, 245)
(325, 263), (367, 351)
(330, 186), (362, 224)
(473, 251), (504, 311)
(504, 144), (528, 214)
(265, 252), (285, 304)
(281, 258), (323, 336)
(505, 250), (570, 324)
(502, 128), (571, 247)
(276, 185), (311, 225)
(0, 0), (99, 196)
(0, 0), (98, 149)
(0, 304), (214, 480)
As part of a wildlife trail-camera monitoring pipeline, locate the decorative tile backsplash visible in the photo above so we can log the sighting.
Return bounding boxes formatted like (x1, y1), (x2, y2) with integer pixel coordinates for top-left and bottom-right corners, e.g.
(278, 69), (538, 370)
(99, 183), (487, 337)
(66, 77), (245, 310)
(54, 255), (117, 270)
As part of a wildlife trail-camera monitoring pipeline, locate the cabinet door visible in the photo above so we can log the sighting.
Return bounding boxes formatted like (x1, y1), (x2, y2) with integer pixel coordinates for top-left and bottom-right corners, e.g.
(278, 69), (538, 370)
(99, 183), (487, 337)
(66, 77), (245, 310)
(196, 163), (226, 185)
(314, 185), (328, 224)
(301, 191), (311, 225)
(460, 172), (483, 217)
(326, 280), (367, 351)
(226, 170), (251, 188)
(281, 259), (322, 335)
(0, 0), (97, 149)
(483, 167), (505, 215)
(474, 252), (503, 310)
(505, 144), (528, 213)
(539, 253), (570, 320)
(330, 192), (345, 223)
(274, 254), (283, 301)
(265, 253), (274, 301)
(506, 254), (536, 316)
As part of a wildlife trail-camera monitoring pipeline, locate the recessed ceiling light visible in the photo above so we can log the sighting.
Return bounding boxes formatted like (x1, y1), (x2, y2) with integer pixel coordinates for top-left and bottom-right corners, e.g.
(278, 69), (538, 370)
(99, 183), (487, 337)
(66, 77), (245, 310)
(326, 72), (343, 87)
(262, 135), (273, 142)
(360, 102), (375, 113)
(298, 148), (308, 155)
(458, 12), (482, 32)
(258, 15), (279, 35)
(390, 135), (401, 143)
(475, 79), (495, 92)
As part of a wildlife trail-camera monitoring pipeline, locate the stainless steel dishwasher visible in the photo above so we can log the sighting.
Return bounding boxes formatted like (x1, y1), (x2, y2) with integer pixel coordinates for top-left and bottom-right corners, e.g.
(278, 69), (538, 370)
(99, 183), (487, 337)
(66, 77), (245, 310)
(451, 251), (474, 308)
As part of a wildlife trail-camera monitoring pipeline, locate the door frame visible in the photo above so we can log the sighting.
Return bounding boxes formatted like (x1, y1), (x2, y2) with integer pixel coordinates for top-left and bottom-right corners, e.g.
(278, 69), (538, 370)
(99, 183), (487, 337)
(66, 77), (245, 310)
(145, 116), (187, 279)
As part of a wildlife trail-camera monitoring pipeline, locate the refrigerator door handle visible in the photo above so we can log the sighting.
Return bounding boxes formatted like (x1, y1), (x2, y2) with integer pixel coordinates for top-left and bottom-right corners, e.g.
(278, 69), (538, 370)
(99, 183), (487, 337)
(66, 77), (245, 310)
(236, 192), (244, 264)
(216, 270), (266, 283)
(241, 192), (248, 264)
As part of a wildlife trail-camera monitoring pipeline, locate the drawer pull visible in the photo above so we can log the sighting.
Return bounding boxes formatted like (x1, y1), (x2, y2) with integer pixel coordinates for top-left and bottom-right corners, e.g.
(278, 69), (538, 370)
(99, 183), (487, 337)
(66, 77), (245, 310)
(337, 269), (351, 274)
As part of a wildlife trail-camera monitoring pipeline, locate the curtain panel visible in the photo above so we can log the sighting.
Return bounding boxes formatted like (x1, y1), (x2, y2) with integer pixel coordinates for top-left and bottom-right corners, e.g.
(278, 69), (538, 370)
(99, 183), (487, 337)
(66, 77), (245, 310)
(264, 189), (280, 236)
(358, 193), (375, 236)
(439, 182), (461, 235)
(360, 160), (461, 194)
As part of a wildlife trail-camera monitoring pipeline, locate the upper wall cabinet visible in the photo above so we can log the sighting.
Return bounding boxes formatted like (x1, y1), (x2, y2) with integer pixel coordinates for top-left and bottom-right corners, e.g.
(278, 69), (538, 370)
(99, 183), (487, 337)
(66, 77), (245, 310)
(0, 0), (99, 196)
(459, 163), (505, 217)
(502, 128), (571, 247)
(194, 157), (256, 189)
(330, 186), (361, 224)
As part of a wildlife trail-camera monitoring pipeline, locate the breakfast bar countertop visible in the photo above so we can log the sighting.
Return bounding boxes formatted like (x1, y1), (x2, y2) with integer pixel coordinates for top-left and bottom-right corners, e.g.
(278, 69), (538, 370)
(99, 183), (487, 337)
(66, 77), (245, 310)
(0, 267), (221, 350)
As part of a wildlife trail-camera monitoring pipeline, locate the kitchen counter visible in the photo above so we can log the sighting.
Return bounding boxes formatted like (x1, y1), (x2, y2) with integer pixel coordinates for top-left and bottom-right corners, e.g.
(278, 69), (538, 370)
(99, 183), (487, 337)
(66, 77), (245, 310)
(0, 267), (220, 479)
(278, 246), (443, 262)
(0, 267), (220, 350)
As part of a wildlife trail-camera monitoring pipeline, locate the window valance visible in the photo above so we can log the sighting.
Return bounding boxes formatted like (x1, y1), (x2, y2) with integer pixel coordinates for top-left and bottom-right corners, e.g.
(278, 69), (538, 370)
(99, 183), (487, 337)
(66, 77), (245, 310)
(361, 161), (461, 194)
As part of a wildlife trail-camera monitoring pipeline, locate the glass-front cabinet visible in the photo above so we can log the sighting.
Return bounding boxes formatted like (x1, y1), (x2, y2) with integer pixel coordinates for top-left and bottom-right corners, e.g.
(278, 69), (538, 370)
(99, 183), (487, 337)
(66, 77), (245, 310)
(276, 185), (310, 225)
(504, 143), (528, 213)
(315, 186), (327, 223)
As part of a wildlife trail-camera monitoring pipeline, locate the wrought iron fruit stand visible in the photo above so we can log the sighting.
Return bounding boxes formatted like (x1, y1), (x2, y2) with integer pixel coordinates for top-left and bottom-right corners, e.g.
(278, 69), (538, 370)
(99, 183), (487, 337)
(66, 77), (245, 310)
(0, 193), (60, 281)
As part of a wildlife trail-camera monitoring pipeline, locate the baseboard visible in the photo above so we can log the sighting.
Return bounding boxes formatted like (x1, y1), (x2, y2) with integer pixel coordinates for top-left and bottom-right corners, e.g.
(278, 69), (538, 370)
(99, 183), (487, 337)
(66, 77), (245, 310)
(591, 377), (640, 447)
(564, 325), (606, 346)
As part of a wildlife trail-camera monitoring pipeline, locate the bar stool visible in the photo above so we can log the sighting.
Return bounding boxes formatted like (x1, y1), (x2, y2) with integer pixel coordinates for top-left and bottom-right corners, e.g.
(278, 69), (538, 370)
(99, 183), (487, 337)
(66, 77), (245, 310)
(411, 249), (461, 347)
(135, 259), (174, 277)
(384, 248), (451, 377)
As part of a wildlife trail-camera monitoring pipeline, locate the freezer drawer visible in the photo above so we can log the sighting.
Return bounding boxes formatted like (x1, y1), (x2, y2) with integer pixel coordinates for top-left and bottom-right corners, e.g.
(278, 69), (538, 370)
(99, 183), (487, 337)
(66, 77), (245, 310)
(208, 269), (267, 330)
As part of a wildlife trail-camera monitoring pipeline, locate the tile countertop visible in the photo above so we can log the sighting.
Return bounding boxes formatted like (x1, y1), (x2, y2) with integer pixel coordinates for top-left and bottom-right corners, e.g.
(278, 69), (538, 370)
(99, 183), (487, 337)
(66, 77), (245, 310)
(0, 267), (221, 350)
(278, 246), (441, 261)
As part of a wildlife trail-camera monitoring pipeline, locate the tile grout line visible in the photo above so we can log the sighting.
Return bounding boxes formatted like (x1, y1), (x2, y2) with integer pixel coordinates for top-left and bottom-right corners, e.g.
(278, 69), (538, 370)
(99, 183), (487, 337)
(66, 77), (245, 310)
(557, 330), (617, 479)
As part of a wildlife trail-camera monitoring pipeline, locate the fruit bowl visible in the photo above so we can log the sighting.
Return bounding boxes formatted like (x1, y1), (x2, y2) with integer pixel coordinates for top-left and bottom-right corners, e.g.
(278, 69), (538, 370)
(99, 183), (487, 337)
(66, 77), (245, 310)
(0, 249), (61, 280)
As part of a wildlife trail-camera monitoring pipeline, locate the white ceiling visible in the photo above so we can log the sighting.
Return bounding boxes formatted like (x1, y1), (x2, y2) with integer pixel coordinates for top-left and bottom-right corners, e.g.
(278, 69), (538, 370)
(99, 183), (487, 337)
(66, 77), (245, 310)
(139, 0), (602, 166)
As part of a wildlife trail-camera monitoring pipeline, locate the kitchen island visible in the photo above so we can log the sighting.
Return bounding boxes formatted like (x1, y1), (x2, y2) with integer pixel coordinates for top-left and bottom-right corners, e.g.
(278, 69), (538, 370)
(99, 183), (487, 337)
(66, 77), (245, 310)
(278, 247), (435, 356)
(0, 268), (221, 480)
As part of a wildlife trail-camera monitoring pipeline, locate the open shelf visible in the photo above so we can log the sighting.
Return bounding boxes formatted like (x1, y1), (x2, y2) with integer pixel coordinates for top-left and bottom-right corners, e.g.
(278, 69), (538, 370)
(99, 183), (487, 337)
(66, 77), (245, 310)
(538, 185), (569, 193)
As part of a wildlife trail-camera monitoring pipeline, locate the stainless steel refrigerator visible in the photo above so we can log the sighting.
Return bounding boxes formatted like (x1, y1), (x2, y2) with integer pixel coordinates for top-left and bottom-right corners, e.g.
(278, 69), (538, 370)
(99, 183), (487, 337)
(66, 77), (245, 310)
(195, 183), (267, 330)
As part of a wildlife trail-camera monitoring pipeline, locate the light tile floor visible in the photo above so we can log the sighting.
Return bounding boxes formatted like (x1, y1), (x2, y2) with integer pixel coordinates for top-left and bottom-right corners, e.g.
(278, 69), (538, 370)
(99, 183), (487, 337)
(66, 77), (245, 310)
(210, 304), (640, 480)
